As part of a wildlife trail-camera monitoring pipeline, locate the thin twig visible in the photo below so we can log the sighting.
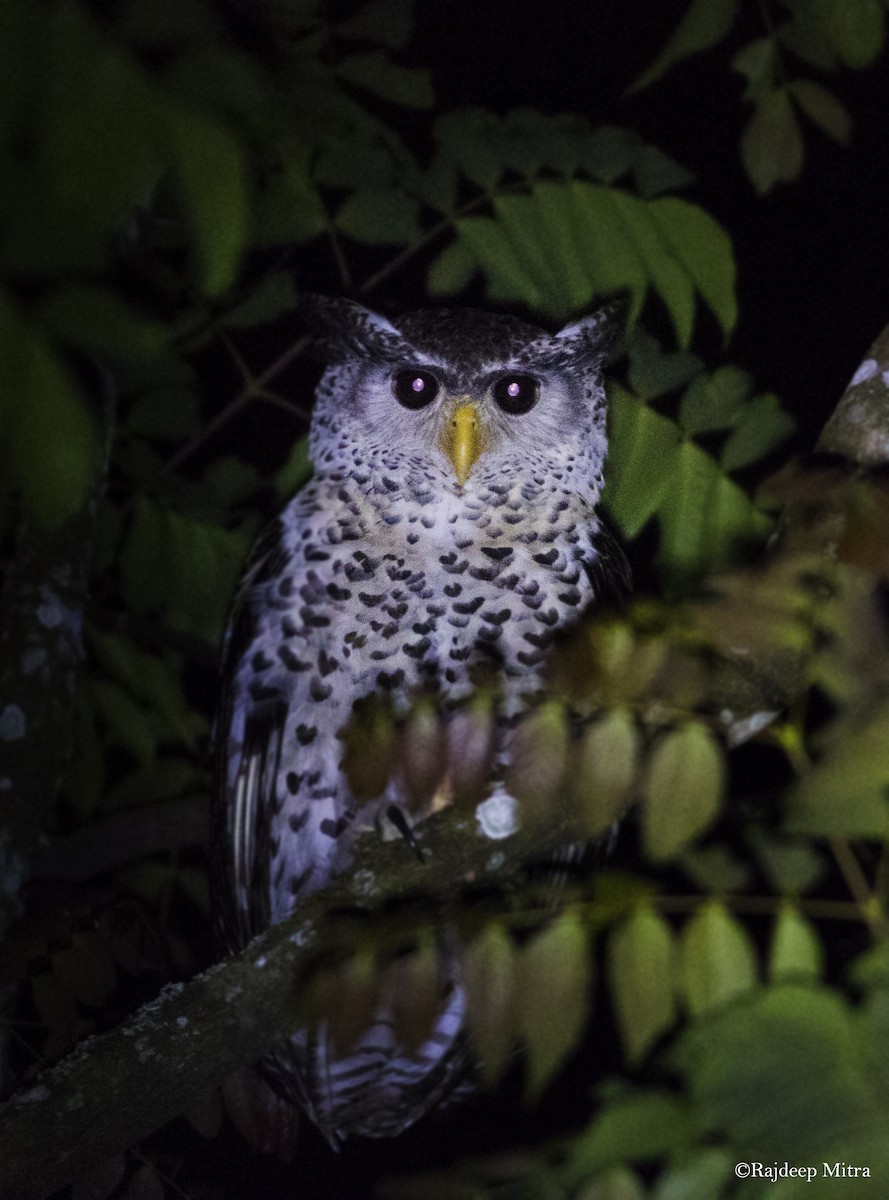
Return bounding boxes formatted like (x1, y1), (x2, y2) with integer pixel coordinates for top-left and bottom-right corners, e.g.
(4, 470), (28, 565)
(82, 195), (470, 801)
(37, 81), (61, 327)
(359, 182), (528, 297)
(829, 838), (887, 933)
(163, 335), (310, 474)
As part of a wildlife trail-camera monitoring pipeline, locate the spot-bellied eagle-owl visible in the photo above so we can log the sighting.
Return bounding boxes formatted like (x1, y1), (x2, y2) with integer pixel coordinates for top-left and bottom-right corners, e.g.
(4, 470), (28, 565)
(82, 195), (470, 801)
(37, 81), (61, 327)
(212, 296), (628, 1144)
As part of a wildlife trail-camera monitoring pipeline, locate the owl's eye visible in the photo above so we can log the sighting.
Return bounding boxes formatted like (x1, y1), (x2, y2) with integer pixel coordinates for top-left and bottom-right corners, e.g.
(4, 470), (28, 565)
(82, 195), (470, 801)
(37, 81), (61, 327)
(492, 374), (540, 415)
(393, 368), (440, 410)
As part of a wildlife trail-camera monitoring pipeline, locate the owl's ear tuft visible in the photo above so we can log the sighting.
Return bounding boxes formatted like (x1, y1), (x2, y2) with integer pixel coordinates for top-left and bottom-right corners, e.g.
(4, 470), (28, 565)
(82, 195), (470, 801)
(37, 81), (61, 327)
(298, 294), (410, 363)
(554, 297), (626, 363)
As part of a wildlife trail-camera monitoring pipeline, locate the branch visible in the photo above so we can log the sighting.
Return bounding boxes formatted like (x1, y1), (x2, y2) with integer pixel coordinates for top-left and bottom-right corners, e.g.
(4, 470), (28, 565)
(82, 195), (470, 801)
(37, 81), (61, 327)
(818, 323), (889, 461)
(0, 803), (575, 1200)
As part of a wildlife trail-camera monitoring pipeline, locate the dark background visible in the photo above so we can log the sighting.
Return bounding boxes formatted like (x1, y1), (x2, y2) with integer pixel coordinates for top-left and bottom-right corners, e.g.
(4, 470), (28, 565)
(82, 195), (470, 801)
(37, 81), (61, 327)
(411, 1), (889, 448)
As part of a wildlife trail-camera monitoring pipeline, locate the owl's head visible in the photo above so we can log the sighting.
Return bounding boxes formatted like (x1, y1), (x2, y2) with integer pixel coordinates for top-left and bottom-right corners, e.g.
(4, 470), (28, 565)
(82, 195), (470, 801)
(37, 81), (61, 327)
(301, 296), (619, 503)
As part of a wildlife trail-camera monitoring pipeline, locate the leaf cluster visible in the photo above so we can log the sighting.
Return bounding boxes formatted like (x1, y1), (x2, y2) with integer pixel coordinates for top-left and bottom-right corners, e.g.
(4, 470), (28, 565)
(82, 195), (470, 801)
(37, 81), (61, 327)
(632, 0), (888, 194)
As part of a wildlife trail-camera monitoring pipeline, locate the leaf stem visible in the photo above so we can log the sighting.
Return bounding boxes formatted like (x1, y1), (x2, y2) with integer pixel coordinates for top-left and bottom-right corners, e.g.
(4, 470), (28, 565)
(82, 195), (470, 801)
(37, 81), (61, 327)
(829, 838), (887, 933)
(163, 335), (310, 474)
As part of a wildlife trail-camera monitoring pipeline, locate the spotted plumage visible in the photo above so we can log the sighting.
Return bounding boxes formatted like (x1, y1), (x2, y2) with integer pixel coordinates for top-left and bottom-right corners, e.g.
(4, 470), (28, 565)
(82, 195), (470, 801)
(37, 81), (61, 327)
(212, 297), (628, 1144)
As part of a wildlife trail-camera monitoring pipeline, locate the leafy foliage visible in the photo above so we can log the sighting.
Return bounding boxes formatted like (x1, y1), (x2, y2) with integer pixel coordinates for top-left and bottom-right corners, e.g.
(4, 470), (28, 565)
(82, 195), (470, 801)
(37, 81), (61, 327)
(633, 0), (887, 193)
(0, 0), (887, 1198)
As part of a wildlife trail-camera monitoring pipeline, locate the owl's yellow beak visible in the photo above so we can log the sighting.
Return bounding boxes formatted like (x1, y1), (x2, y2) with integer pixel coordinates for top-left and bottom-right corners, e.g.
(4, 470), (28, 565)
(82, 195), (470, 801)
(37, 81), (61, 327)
(441, 400), (484, 485)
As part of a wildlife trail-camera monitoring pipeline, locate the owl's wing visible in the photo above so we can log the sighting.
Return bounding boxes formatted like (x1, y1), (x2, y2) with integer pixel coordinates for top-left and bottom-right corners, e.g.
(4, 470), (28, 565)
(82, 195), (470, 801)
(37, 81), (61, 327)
(212, 524), (291, 952)
(583, 516), (632, 606)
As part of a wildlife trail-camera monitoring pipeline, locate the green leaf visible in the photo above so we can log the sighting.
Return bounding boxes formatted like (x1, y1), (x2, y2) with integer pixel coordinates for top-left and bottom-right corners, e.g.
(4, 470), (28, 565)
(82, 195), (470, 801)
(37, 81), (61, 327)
(560, 186), (650, 326)
(449, 181), (735, 334)
(0, 292), (99, 528)
(602, 190), (696, 345)
(434, 109), (503, 190)
(680, 844), (751, 892)
(630, 0), (741, 91)
(88, 679), (156, 765)
(741, 88), (805, 194)
(454, 217), (546, 310)
(314, 132), (398, 189)
(608, 904), (677, 1063)
(383, 939), (443, 1055)
(679, 902), (757, 1016)
(490, 191), (583, 317)
(785, 705), (889, 838)
(337, 51), (433, 108)
(427, 237), (478, 297)
(680, 986), (880, 1159)
(462, 922), (517, 1087)
(678, 366), (752, 435)
(625, 330), (703, 401)
(335, 188), (421, 245)
(518, 913), (592, 1098)
(848, 942), (889, 990)
(312, 950), (378, 1056)
(748, 832), (826, 895)
(642, 724), (725, 861)
(566, 1092), (694, 1180)
(572, 710), (640, 838)
(504, 701), (570, 825)
(37, 284), (170, 363)
(164, 103), (248, 295)
(647, 196), (737, 337)
(657, 439), (772, 580)
(732, 37), (780, 101)
(810, 0), (885, 68)
(605, 388), (682, 539)
(223, 272), (299, 330)
(631, 145), (695, 199)
(36, 5), (162, 233)
(789, 79), (852, 143)
(450, 181), (736, 333)
(769, 905), (823, 983)
(720, 391), (794, 469)
(141, 653), (207, 749)
(579, 125), (641, 184)
(121, 355), (199, 439)
(276, 436), (313, 498)
(120, 498), (249, 644)
(778, 3), (839, 70)
(162, 43), (272, 123)
(201, 457), (263, 509)
(573, 1167), (647, 1200)
(254, 141), (328, 246)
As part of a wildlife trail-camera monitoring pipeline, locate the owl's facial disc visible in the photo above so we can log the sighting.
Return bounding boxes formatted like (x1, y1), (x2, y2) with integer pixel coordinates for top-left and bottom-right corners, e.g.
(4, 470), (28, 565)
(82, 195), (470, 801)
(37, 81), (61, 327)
(440, 397), (485, 485)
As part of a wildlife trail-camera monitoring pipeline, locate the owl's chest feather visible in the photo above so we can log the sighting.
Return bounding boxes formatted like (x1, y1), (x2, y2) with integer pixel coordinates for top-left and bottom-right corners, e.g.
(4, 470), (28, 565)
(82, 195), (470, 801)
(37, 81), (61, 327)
(250, 478), (598, 714)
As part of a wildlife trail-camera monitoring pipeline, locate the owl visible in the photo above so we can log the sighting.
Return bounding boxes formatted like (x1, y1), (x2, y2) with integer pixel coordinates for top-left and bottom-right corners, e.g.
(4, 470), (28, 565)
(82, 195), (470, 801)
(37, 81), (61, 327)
(212, 296), (629, 1145)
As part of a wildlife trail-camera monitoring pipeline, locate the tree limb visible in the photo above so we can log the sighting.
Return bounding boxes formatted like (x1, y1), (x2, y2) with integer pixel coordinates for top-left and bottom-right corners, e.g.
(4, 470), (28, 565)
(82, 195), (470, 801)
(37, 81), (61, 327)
(0, 802), (574, 1200)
